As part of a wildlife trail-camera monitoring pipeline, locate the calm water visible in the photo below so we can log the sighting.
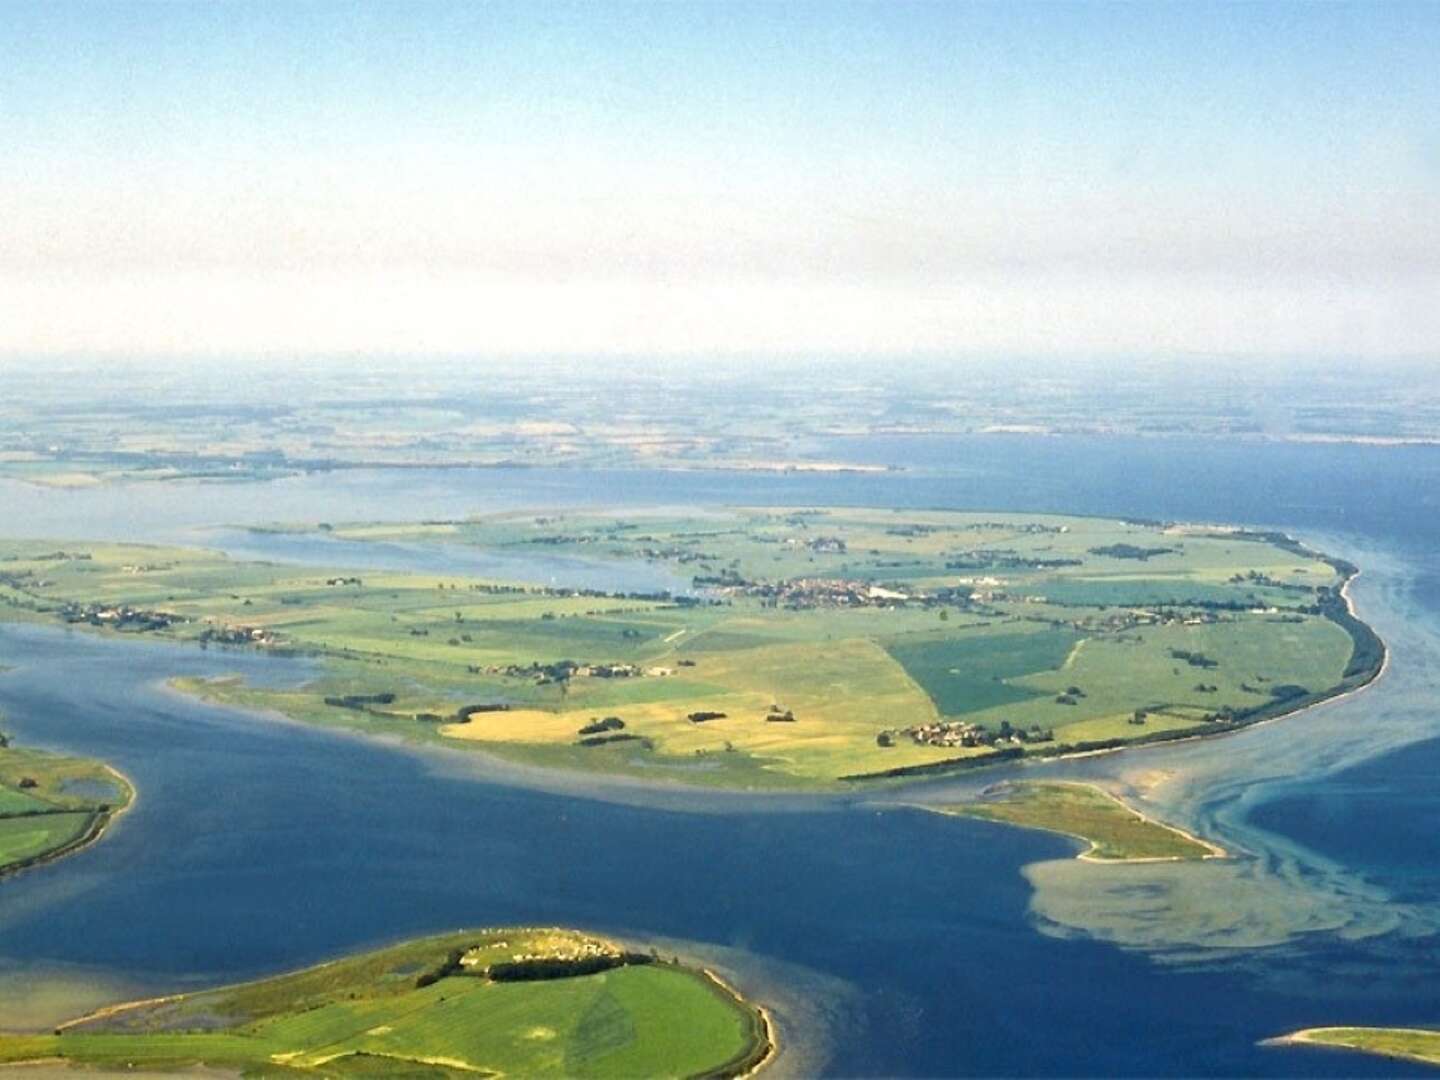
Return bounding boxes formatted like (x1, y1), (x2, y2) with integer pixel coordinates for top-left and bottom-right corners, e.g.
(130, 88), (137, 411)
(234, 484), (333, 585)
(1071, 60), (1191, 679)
(205, 527), (692, 595)
(2, 434), (1439, 1076)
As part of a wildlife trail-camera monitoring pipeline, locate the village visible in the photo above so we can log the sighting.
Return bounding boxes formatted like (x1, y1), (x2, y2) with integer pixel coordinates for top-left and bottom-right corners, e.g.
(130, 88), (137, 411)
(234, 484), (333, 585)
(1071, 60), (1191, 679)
(60, 601), (185, 633)
(486, 659), (677, 684)
(712, 575), (923, 610)
(881, 717), (1057, 750)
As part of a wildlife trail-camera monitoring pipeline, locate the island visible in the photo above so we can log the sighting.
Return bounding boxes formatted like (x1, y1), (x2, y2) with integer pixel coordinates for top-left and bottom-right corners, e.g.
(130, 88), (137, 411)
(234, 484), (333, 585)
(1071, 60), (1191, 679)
(0, 508), (1384, 790)
(1265, 1026), (1440, 1069)
(0, 927), (773, 1077)
(933, 781), (1224, 861)
(0, 720), (133, 878)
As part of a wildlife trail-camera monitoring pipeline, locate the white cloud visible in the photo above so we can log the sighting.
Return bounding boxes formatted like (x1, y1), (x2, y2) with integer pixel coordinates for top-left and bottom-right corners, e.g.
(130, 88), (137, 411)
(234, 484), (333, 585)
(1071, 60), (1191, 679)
(4, 264), (1435, 358)
(2, 159), (1435, 357)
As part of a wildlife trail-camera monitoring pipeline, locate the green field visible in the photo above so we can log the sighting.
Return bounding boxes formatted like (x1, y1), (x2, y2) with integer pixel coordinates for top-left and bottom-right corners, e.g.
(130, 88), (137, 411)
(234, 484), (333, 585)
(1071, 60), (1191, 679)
(1271, 1027), (1440, 1068)
(937, 781), (1221, 861)
(0, 731), (133, 876)
(0, 508), (1382, 789)
(884, 628), (1082, 717)
(0, 927), (770, 1078)
(0, 812), (99, 867)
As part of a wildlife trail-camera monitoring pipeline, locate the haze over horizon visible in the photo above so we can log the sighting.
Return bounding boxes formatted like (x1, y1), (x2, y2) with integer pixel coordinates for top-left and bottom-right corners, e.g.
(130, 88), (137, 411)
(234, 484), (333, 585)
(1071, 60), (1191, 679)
(2, 1), (1437, 361)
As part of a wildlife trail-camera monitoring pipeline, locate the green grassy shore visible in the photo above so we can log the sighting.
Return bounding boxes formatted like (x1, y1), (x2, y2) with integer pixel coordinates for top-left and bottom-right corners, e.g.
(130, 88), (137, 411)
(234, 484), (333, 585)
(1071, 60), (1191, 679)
(0, 723), (134, 878)
(934, 781), (1222, 862)
(1267, 1027), (1440, 1069)
(0, 508), (1384, 790)
(0, 928), (773, 1078)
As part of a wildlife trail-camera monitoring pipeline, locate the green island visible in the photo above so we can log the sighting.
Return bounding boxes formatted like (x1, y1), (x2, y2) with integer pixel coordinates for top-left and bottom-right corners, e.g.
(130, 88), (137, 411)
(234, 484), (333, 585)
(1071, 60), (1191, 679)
(0, 508), (1384, 790)
(0, 927), (772, 1077)
(1266, 1027), (1440, 1069)
(934, 781), (1223, 861)
(0, 721), (134, 878)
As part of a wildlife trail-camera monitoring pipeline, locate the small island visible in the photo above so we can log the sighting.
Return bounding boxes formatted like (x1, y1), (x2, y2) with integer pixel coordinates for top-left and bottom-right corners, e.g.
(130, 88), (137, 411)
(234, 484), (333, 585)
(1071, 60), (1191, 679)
(935, 781), (1224, 862)
(0, 927), (773, 1077)
(0, 722), (133, 878)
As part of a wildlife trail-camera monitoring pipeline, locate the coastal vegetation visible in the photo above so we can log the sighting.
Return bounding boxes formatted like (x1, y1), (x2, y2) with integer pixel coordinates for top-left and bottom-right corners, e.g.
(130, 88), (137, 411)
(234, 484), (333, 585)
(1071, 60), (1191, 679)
(936, 781), (1221, 861)
(0, 509), (1381, 789)
(0, 725), (133, 877)
(0, 927), (771, 1077)
(1268, 1026), (1440, 1068)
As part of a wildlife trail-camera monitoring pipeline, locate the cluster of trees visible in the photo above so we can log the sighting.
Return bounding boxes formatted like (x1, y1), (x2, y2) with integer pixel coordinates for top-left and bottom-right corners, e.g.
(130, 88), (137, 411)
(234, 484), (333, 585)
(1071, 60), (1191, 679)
(487, 951), (653, 982)
(1088, 543), (1176, 561)
(578, 716), (625, 735)
(1169, 648), (1219, 669)
(577, 733), (649, 748)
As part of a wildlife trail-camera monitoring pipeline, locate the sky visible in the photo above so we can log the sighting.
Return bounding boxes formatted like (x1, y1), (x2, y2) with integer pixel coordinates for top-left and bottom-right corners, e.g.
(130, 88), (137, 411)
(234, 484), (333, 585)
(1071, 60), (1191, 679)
(1, 1), (1437, 360)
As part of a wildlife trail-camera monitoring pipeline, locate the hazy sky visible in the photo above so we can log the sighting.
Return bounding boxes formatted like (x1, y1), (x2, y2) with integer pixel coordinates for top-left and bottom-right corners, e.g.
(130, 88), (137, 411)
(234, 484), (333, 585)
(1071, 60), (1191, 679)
(2, 1), (1437, 358)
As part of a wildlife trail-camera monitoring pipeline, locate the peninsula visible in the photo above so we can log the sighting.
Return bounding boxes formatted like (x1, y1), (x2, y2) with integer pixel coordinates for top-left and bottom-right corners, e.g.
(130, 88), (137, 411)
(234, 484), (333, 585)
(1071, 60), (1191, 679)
(0, 720), (133, 878)
(1266, 1026), (1440, 1069)
(0, 508), (1384, 790)
(934, 781), (1224, 861)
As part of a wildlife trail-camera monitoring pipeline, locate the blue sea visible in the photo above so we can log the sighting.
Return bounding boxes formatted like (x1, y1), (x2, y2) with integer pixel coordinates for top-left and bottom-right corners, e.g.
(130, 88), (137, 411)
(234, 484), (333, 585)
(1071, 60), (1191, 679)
(1, 434), (1438, 1076)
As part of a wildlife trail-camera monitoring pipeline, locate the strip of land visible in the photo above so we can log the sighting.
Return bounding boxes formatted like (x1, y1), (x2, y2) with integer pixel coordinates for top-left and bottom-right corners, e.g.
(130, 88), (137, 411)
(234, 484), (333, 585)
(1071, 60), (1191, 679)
(0, 723), (134, 879)
(932, 781), (1224, 862)
(0, 509), (1385, 790)
(1265, 1026), (1440, 1069)
(0, 927), (772, 1077)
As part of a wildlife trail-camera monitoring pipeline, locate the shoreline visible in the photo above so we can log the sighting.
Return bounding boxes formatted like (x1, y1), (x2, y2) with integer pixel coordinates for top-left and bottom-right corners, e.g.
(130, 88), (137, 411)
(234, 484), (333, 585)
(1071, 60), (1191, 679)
(1262, 1028), (1440, 1069)
(43, 929), (776, 1078)
(0, 761), (138, 884)
(917, 780), (1229, 865)
(6, 428), (1440, 494)
(986, 562), (1391, 782)
(699, 968), (778, 1079)
(1070, 781), (1228, 863)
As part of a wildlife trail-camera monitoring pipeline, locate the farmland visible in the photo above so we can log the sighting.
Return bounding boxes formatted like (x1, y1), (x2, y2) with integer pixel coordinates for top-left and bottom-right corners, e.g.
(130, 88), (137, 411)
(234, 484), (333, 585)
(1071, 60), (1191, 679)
(0, 729), (133, 877)
(0, 927), (771, 1077)
(0, 508), (1381, 789)
(936, 781), (1223, 861)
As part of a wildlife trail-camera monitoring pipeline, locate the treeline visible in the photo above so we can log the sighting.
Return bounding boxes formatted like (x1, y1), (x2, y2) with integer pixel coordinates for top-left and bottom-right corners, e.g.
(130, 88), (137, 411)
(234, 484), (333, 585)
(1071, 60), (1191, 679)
(488, 951), (654, 982)
(414, 949), (466, 988)
(1088, 543), (1176, 561)
(323, 692), (397, 709)
(577, 733), (651, 748)
(840, 746), (1025, 781)
(1316, 585), (1386, 681)
(1169, 648), (1219, 669)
